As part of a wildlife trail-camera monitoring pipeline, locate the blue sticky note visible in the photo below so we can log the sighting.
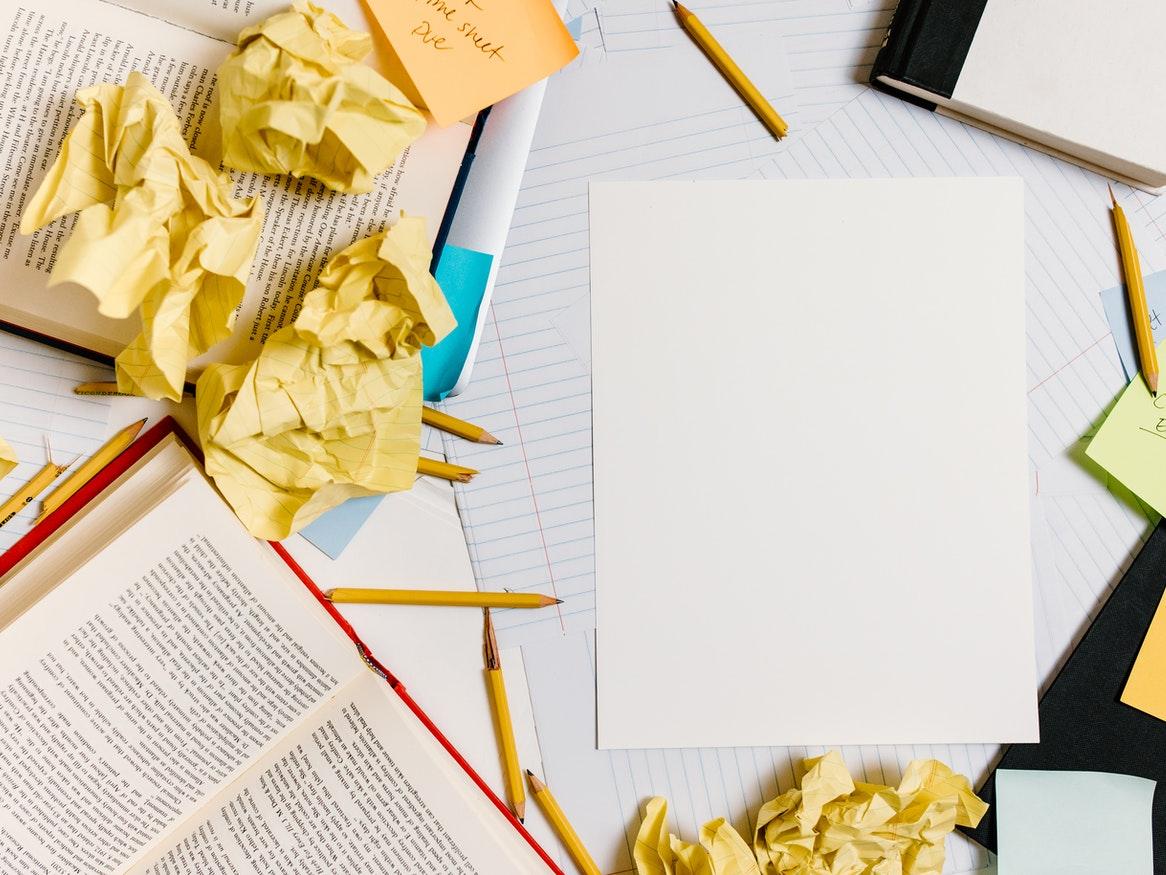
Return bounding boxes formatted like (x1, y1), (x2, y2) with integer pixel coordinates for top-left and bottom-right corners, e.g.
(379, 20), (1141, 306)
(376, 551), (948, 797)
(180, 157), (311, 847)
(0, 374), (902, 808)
(299, 494), (385, 559)
(1100, 270), (1166, 380)
(565, 14), (584, 39)
(422, 244), (494, 401)
(996, 769), (1156, 875)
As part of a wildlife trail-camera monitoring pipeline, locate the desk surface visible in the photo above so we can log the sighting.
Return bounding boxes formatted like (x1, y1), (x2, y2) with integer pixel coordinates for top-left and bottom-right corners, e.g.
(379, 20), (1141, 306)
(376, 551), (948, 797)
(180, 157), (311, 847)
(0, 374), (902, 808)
(5, 1), (1159, 872)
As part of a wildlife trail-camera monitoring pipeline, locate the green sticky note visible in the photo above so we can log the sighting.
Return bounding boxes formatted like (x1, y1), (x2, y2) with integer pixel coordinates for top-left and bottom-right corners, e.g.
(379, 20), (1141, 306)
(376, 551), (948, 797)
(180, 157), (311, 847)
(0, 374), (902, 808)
(1086, 340), (1166, 517)
(996, 769), (1156, 875)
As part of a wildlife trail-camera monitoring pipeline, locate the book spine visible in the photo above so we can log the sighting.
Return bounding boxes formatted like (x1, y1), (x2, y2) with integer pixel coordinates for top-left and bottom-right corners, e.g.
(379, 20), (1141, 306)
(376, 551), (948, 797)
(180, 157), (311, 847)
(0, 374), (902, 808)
(869, 0), (989, 109)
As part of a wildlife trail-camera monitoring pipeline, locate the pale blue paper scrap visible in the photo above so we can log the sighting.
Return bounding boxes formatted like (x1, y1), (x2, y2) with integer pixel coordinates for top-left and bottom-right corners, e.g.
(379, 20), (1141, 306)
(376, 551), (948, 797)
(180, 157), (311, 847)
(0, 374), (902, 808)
(299, 494), (384, 559)
(1100, 270), (1166, 380)
(996, 769), (1156, 875)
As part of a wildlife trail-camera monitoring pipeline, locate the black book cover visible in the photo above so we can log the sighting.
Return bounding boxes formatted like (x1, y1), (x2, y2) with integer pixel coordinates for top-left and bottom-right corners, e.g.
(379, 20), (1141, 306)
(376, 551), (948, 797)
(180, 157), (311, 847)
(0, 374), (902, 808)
(961, 521), (1166, 871)
(870, 0), (989, 109)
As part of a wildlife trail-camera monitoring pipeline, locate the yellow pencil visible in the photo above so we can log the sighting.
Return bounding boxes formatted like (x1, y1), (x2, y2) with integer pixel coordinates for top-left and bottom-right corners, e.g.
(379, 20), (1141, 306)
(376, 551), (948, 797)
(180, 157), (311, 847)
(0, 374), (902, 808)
(422, 407), (501, 445)
(484, 608), (525, 822)
(35, 418), (147, 523)
(526, 771), (601, 875)
(325, 588), (562, 608)
(672, 1), (788, 140)
(0, 459), (72, 528)
(74, 381), (132, 396)
(1109, 185), (1158, 395)
(417, 456), (478, 483)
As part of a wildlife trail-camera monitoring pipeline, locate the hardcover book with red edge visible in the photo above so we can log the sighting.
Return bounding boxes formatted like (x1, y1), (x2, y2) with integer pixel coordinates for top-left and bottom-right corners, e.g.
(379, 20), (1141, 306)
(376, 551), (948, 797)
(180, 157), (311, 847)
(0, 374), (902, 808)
(0, 416), (561, 873)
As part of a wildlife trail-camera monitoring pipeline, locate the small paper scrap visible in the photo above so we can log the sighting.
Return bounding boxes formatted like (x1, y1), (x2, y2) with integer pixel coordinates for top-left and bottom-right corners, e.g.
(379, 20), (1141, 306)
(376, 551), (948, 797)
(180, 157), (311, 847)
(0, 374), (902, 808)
(1099, 269), (1166, 381)
(218, 1), (426, 194)
(363, 0), (578, 126)
(1122, 582), (1166, 722)
(633, 751), (987, 875)
(0, 438), (16, 482)
(1085, 338), (1166, 518)
(20, 72), (264, 402)
(996, 770), (1155, 875)
(196, 216), (455, 541)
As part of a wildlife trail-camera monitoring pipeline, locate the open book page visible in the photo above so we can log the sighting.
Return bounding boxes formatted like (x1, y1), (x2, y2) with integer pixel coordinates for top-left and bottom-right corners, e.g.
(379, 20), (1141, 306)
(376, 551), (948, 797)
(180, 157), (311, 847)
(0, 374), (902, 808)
(134, 671), (549, 874)
(111, 0), (407, 85)
(0, 474), (365, 873)
(0, 0), (470, 364)
(0, 438), (194, 629)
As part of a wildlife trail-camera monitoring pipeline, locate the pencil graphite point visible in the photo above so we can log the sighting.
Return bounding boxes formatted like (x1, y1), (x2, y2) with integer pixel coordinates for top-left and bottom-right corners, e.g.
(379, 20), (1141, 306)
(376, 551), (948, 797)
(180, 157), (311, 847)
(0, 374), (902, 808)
(1108, 182), (1117, 207)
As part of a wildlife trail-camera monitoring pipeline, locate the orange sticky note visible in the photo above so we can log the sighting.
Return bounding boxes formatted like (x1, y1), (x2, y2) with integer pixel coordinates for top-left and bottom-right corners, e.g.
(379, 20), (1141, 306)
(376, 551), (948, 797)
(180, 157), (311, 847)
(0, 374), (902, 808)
(1122, 587), (1166, 722)
(363, 0), (578, 126)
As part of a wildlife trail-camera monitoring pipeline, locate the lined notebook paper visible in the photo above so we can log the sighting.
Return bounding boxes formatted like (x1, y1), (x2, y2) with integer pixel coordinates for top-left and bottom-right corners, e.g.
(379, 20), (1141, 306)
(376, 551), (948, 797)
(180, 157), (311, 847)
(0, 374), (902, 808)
(576, 0), (893, 129)
(0, 332), (113, 550)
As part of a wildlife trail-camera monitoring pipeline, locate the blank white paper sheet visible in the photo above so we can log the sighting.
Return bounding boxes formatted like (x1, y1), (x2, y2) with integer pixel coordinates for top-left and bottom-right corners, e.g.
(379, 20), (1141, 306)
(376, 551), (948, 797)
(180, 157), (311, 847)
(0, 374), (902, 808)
(591, 179), (1037, 749)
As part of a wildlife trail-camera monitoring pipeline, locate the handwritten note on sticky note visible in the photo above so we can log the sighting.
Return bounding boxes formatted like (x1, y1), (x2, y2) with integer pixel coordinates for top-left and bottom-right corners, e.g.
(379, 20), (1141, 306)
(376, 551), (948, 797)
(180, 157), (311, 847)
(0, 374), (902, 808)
(364, 0), (578, 125)
(1123, 587), (1166, 722)
(1086, 340), (1166, 517)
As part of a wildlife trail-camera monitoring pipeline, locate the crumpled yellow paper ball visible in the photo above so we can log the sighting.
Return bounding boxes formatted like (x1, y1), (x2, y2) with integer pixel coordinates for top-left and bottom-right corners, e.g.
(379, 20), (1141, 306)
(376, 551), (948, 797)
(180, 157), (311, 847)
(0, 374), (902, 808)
(634, 752), (987, 875)
(636, 797), (761, 875)
(0, 437), (16, 481)
(20, 72), (264, 403)
(196, 215), (455, 541)
(753, 753), (987, 875)
(217, 0), (426, 194)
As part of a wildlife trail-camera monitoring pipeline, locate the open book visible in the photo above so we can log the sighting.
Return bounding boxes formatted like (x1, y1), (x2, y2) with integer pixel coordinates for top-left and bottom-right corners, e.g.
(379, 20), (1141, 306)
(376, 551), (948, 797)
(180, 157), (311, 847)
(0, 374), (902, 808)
(0, 0), (472, 370)
(0, 425), (556, 873)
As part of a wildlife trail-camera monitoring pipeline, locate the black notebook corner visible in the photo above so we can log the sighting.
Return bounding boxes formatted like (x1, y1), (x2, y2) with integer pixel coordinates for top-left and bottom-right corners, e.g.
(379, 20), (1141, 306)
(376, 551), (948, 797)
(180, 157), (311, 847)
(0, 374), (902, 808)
(960, 521), (1166, 872)
(869, 0), (990, 107)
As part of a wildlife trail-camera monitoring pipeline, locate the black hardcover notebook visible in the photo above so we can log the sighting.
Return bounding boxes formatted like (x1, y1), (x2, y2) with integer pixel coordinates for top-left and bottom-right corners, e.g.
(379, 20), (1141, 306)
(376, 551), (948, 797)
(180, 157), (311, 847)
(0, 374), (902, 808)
(961, 522), (1166, 871)
(871, 0), (1166, 192)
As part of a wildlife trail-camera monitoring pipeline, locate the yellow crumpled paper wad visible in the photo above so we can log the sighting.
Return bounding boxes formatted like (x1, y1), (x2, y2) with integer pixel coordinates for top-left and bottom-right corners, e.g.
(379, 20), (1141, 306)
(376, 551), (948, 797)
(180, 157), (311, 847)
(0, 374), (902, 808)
(636, 797), (761, 875)
(634, 752), (987, 875)
(20, 72), (264, 403)
(218, 0), (426, 194)
(196, 215), (455, 540)
(0, 437), (16, 482)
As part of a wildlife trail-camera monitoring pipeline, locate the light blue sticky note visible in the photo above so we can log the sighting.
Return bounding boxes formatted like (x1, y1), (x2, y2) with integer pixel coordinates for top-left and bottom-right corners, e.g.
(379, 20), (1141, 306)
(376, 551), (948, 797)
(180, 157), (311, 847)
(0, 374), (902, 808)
(422, 244), (494, 401)
(996, 769), (1156, 875)
(565, 14), (584, 39)
(1100, 270), (1166, 380)
(299, 494), (385, 559)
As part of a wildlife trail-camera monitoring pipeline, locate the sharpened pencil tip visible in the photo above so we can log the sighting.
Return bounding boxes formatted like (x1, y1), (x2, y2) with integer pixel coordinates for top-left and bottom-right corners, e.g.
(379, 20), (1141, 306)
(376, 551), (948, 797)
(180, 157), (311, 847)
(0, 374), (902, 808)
(1108, 182), (1117, 207)
(554, 598), (564, 604)
(525, 769), (534, 776)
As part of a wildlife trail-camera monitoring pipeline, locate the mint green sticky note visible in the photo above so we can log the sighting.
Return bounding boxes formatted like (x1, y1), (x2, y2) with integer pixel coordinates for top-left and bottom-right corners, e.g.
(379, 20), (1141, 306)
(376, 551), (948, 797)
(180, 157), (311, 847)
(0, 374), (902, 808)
(997, 770), (1156, 875)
